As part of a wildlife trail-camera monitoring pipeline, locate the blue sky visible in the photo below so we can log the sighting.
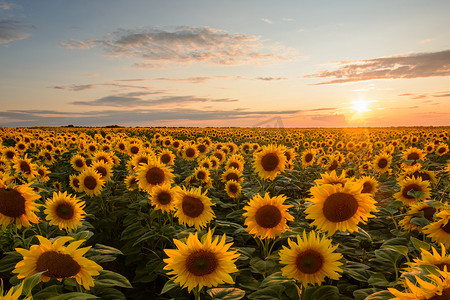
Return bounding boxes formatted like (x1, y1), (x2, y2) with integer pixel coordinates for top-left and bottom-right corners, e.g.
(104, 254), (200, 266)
(1, 0), (449, 127)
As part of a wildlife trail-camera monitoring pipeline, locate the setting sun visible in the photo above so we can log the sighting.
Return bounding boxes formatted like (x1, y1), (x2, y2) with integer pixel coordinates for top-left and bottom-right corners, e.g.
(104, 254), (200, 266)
(352, 100), (371, 114)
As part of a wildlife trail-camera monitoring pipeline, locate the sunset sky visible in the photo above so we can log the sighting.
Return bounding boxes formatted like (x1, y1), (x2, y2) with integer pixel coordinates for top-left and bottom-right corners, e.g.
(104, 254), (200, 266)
(1, 0), (449, 127)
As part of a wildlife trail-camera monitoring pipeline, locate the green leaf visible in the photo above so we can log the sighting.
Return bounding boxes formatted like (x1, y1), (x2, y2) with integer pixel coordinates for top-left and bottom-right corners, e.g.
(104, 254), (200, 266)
(21, 271), (46, 296)
(207, 288), (246, 300)
(365, 290), (394, 300)
(70, 231), (94, 242)
(406, 190), (425, 199)
(46, 293), (99, 300)
(93, 270), (132, 289)
(247, 285), (285, 300)
(410, 237), (430, 251)
(0, 251), (22, 273)
(249, 257), (276, 275)
(343, 261), (373, 282)
(160, 279), (179, 294)
(353, 288), (383, 300)
(260, 271), (293, 288)
(380, 245), (409, 258)
(303, 285), (339, 300)
(409, 217), (430, 227)
(368, 273), (390, 287)
(374, 249), (402, 264)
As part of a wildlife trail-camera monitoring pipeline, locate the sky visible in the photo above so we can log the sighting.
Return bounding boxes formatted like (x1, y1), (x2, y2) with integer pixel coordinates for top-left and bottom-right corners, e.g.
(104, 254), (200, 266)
(0, 0), (449, 128)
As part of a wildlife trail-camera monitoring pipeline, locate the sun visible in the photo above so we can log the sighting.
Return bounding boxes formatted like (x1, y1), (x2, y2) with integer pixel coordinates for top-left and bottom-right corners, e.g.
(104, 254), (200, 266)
(352, 99), (370, 114)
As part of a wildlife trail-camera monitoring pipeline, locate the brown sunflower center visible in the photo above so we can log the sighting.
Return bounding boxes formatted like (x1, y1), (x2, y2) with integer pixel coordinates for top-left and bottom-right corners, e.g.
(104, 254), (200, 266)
(88, 145), (96, 152)
(428, 287), (450, 300)
(44, 152), (52, 161)
(434, 262), (450, 271)
(304, 153), (313, 163)
(185, 250), (218, 276)
(295, 249), (324, 274)
(323, 192), (359, 222)
(402, 184), (422, 200)
(255, 205), (282, 228)
(328, 161), (338, 171)
(412, 171), (431, 182)
(214, 153), (223, 161)
(118, 143), (125, 150)
(441, 221), (450, 234)
(95, 166), (107, 177)
(130, 146), (139, 154)
(36, 251), (81, 278)
(20, 161), (31, 174)
(185, 148), (196, 158)
(157, 192), (172, 205)
(173, 141), (180, 148)
(261, 153), (280, 171)
(72, 178), (80, 188)
(5, 151), (15, 159)
(419, 206), (436, 221)
(361, 182), (374, 194)
(229, 162), (239, 169)
(197, 144), (207, 153)
(145, 167), (165, 185)
(407, 152), (420, 161)
(182, 195), (204, 218)
(225, 172), (239, 182)
(0, 188), (26, 218)
(438, 147), (446, 154)
(83, 175), (98, 190)
(196, 171), (206, 180)
(228, 184), (238, 194)
(75, 159), (84, 168)
(160, 154), (171, 164)
(55, 203), (75, 220)
(377, 158), (388, 169)
(38, 169), (45, 176)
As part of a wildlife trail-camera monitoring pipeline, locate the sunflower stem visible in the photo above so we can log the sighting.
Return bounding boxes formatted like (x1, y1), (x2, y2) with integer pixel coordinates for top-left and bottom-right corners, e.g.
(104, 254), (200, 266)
(193, 286), (201, 300)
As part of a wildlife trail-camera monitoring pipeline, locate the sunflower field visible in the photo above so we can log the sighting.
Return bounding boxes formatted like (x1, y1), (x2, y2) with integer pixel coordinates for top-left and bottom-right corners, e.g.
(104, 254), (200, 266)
(1, 126), (450, 300)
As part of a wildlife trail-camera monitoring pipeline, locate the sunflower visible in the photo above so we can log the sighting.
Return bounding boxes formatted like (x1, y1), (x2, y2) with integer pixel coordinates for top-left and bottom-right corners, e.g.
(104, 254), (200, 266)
(394, 176), (431, 205)
(357, 176), (379, 195)
(305, 182), (377, 235)
(13, 236), (102, 290)
(279, 230), (343, 287)
(0, 182), (40, 229)
(400, 165), (437, 185)
(243, 193), (294, 239)
(399, 201), (437, 232)
(90, 161), (113, 180)
(78, 168), (104, 197)
(124, 174), (139, 191)
(149, 183), (176, 213)
(12, 155), (38, 180)
(32, 165), (48, 183)
(159, 149), (176, 165)
(225, 154), (245, 172)
(136, 159), (174, 193)
(408, 243), (450, 272)
(423, 210), (450, 247)
(435, 143), (449, 156)
(253, 144), (286, 180)
(388, 268), (450, 300)
(182, 145), (199, 161)
(194, 167), (211, 183)
(372, 153), (392, 173)
(221, 168), (243, 184)
(52, 181), (62, 191)
(314, 170), (351, 187)
(424, 142), (435, 154)
(211, 150), (226, 164)
(174, 186), (215, 230)
(69, 174), (82, 193)
(301, 150), (316, 167)
(3, 147), (18, 161)
(225, 180), (242, 199)
(44, 191), (86, 231)
(163, 230), (239, 292)
(403, 147), (425, 164)
(70, 154), (87, 172)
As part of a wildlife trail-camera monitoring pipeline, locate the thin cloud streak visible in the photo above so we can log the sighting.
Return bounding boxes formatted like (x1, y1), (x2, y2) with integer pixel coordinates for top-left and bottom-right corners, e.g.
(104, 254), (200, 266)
(60, 25), (300, 66)
(307, 50), (450, 84)
(0, 20), (34, 44)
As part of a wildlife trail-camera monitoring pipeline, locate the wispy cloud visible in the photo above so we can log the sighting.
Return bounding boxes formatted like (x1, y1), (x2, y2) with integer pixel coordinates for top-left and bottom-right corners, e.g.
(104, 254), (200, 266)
(261, 18), (273, 24)
(397, 91), (450, 99)
(307, 50), (450, 84)
(58, 39), (95, 49)
(0, 107), (302, 127)
(0, 20), (34, 44)
(71, 94), (238, 107)
(255, 77), (288, 81)
(60, 26), (300, 66)
(0, 1), (17, 10)
(420, 38), (434, 44)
